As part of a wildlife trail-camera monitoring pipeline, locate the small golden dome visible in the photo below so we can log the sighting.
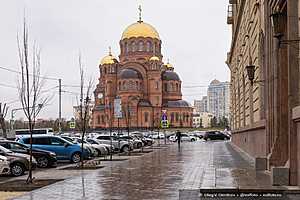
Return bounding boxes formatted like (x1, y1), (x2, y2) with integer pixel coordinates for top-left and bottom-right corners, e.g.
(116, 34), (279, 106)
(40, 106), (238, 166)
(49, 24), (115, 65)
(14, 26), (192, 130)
(100, 54), (116, 65)
(165, 62), (173, 69)
(121, 21), (160, 40)
(149, 56), (160, 61)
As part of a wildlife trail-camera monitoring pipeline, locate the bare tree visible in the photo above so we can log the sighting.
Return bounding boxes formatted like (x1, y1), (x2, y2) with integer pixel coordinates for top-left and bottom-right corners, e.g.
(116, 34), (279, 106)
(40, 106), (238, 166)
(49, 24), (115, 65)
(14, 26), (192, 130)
(17, 19), (50, 183)
(0, 103), (9, 138)
(77, 55), (93, 168)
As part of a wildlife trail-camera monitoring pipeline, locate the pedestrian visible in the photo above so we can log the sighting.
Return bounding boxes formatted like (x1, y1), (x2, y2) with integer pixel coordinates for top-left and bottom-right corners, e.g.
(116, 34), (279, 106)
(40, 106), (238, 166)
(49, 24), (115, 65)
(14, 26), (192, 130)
(176, 130), (181, 147)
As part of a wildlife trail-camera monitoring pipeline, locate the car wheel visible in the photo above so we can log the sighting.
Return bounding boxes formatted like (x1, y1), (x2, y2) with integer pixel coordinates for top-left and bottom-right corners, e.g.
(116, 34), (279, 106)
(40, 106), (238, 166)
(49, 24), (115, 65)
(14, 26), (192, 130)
(96, 149), (102, 157)
(11, 163), (25, 176)
(137, 143), (142, 149)
(71, 152), (81, 163)
(191, 138), (196, 142)
(37, 156), (49, 168)
(121, 145), (129, 153)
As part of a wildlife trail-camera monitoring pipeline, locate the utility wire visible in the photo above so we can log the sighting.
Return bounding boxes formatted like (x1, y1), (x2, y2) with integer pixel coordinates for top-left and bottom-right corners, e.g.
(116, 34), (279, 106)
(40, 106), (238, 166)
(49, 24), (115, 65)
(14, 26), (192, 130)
(0, 83), (18, 89)
(0, 66), (59, 81)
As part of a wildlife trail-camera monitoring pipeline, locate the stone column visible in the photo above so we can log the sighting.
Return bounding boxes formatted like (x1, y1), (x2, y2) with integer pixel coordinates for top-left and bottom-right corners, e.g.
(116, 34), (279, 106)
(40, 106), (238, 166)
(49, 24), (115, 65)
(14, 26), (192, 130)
(287, 0), (299, 186)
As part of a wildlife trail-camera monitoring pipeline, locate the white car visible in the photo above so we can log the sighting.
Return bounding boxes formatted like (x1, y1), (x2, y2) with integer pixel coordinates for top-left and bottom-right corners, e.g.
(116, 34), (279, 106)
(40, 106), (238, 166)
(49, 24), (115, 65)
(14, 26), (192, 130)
(150, 133), (165, 139)
(95, 135), (133, 152)
(169, 133), (197, 142)
(72, 137), (108, 157)
(86, 138), (114, 154)
(0, 155), (10, 175)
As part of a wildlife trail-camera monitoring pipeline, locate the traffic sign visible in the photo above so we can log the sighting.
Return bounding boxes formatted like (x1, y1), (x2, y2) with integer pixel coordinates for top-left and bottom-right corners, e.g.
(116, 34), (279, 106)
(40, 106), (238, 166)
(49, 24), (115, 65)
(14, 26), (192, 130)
(69, 121), (75, 129)
(161, 120), (169, 129)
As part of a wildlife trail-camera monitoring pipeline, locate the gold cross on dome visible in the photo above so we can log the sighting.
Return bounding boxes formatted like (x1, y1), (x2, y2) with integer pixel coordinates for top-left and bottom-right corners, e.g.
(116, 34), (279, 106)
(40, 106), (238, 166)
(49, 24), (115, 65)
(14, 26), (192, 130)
(138, 5), (142, 22)
(108, 46), (112, 55)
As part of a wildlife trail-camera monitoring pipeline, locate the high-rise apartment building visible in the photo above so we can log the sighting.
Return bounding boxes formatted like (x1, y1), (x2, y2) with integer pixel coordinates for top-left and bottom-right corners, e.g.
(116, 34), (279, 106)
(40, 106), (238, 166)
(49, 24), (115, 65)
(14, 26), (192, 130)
(207, 79), (230, 120)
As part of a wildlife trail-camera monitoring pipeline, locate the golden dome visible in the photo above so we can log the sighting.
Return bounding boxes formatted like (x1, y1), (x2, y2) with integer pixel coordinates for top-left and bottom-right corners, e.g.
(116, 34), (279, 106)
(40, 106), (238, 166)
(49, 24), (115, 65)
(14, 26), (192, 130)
(149, 56), (160, 61)
(100, 54), (116, 65)
(121, 21), (160, 40)
(165, 62), (173, 69)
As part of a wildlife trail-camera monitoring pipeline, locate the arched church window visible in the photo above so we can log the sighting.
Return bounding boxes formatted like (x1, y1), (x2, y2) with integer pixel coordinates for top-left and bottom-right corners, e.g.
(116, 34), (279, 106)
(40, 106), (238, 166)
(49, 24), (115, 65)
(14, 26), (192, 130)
(171, 113), (174, 123)
(155, 81), (159, 90)
(123, 81), (126, 90)
(131, 41), (136, 52)
(101, 115), (105, 123)
(176, 83), (179, 91)
(146, 41), (152, 52)
(138, 41), (144, 51)
(176, 113), (179, 122)
(129, 81), (134, 90)
(136, 81), (139, 90)
(124, 42), (128, 53)
(144, 112), (149, 123)
(118, 82), (121, 91)
(171, 83), (174, 92)
(164, 83), (168, 92)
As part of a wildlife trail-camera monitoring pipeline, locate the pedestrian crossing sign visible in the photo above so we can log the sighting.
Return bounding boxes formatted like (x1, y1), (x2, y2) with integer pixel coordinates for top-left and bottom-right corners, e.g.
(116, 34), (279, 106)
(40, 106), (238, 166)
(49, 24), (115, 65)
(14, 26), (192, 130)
(161, 120), (169, 129)
(69, 121), (75, 129)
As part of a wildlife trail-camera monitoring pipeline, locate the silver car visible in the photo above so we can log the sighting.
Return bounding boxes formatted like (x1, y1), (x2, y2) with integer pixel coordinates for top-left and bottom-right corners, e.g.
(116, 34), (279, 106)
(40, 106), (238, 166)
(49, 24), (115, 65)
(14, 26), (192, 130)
(0, 155), (10, 175)
(96, 135), (133, 152)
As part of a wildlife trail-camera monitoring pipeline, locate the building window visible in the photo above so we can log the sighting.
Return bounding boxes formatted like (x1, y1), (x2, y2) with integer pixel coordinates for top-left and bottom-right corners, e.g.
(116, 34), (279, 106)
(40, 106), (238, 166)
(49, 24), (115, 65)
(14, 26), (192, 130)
(146, 41), (152, 52)
(155, 81), (159, 90)
(124, 42), (128, 53)
(101, 115), (105, 123)
(138, 41), (144, 51)
(176, 83), (178, 91)
(144, 112), (149, 123)
(136, 81), (139, 90)
(171, 83), (174, 91)
(171, 113), (174, 123)
(176, 113), (179, 122)
(97, 115), (101, 124)
(156, 96), (159, 105)
(164, 83), (168, 92)
(131, 41), (136, 52)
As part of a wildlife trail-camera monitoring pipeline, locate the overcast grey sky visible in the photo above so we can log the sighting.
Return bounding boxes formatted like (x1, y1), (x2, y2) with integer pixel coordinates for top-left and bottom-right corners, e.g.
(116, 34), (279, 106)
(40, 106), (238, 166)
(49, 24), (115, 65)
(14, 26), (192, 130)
(0, 0), (231, 120)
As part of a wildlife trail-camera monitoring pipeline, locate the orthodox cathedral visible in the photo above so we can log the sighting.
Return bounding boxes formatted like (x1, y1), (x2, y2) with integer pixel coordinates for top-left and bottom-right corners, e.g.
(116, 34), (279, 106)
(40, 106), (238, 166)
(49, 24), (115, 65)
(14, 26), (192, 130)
(92, 9), (192, 129)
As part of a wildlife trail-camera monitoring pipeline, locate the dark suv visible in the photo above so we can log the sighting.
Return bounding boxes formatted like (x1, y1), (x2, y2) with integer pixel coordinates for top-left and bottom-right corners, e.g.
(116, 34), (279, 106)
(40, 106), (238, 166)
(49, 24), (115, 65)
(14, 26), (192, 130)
(0, 145), (37, 176)
(0, 140), (57, 168)
(203, 131), (230, 141)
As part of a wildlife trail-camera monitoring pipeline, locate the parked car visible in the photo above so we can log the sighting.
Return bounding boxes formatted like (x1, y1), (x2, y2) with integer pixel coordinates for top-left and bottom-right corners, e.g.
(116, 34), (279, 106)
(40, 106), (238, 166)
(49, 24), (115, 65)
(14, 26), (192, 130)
(130, 132), (154, 146)
(190, 131), (206, 139)
(203, 131), (230, 141)
(73, 137), (108, 156)
(0, 140), (57, 168)
(17, 135), (90, 163)
(150, 133), (165, 139)
(169, 133), (197, 142)
(96, 135), (133, 152)
(118, 135), (143, 149)
(86, 138), (114, 154)
(0, 145), (37, 176)
(0, 155), (10, 175)
(60, 136), (98, 157)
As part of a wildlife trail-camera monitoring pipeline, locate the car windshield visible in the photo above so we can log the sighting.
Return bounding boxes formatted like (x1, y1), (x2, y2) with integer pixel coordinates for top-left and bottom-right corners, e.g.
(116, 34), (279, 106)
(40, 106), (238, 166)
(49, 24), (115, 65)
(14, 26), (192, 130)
(62, 137), (76, 144)
(0, 145), (13, 154)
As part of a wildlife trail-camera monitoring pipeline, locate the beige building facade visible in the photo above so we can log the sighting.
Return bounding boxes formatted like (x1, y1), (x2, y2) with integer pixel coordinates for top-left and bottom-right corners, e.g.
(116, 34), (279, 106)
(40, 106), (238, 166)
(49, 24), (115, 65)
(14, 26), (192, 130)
(226, 0), (300, 185)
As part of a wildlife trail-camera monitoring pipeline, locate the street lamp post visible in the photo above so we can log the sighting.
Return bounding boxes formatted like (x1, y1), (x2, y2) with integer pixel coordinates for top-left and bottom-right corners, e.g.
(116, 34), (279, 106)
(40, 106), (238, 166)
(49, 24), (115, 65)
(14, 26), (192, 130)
(10, 104), (43, 132)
